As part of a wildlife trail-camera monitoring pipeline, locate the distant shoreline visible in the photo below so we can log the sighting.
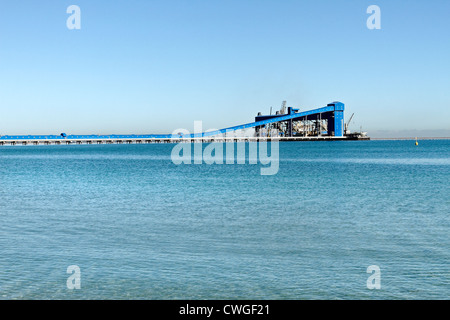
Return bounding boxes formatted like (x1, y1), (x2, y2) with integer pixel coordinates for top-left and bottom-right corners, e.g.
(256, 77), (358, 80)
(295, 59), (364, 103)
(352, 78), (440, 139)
(371, 137), (450, 140)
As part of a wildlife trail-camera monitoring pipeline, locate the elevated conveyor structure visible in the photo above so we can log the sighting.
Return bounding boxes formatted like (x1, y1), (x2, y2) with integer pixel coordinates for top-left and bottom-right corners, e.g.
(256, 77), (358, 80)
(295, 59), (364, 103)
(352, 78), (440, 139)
(0, 101), (368, 145)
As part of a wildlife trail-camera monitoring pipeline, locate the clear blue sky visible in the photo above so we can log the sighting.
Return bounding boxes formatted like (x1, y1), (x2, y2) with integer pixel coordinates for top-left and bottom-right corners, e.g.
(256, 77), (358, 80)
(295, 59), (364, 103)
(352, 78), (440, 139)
(0, 0), (449, 136)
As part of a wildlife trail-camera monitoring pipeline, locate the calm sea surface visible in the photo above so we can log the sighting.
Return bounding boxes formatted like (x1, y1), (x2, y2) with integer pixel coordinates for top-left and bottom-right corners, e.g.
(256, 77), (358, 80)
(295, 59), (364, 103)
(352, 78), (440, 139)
(0, 140), (448, 299)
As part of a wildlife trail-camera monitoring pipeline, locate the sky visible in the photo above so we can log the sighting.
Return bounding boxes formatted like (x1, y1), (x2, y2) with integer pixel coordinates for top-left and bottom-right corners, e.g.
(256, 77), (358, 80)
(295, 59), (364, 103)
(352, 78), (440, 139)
(0, 0), (449, 137)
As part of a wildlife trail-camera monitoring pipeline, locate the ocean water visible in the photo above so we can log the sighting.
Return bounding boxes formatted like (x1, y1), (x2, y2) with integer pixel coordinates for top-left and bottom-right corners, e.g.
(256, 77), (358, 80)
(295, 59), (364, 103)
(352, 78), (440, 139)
(0, 140), (448, 300)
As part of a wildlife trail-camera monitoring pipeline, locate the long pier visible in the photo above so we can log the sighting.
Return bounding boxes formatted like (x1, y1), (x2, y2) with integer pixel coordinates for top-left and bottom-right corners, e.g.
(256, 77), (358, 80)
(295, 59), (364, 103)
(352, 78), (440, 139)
(0, 136), (368, 146)
(0, 101), (369, 146)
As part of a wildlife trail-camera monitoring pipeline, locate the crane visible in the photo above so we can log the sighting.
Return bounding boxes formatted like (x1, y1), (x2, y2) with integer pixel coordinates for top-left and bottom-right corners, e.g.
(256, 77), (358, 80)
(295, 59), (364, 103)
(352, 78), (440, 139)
(344, 113), (354, 135)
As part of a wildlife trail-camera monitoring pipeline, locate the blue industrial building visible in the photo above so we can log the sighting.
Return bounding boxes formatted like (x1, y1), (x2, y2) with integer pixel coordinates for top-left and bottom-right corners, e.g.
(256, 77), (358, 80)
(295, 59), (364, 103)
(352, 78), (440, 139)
(254, 101), (345, 137)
